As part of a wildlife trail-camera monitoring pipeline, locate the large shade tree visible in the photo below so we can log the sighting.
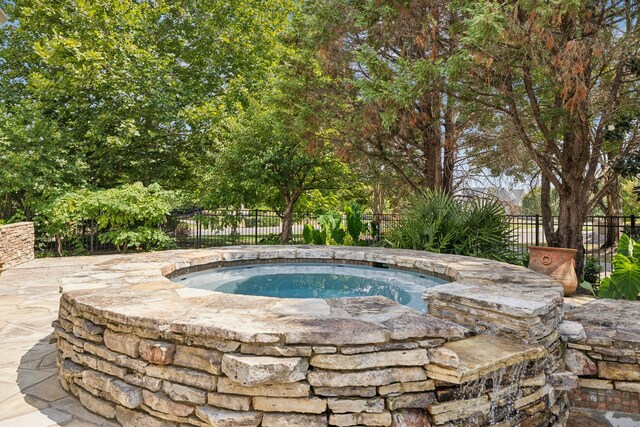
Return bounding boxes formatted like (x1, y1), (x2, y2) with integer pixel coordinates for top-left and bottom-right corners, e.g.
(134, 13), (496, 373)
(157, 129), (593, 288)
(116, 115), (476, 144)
(301, 0), (464, 194)
(0, 0), (291, 215)
(206, 37), (353, 243)
(452, 0), (640, 277)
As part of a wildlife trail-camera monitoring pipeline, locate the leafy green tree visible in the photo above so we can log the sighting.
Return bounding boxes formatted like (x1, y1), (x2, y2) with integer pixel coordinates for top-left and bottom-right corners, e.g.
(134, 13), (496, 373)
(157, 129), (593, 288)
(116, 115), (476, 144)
(208, 97), (352, 243)
(520, 187), (559, 216)
(451, 0), (640, 277)
(36, 183), (178, 254)
(0, 0), (291, 207)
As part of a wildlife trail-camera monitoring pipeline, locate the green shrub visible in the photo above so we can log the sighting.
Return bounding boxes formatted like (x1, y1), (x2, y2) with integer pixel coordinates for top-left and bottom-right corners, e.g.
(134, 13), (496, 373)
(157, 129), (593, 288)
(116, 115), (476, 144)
(388, 190), (513, 261)
(584, 256), (602, 286)
(37, 183), (178, 254)
(345, 202), (364, 243)
(599, 233), (640, 300)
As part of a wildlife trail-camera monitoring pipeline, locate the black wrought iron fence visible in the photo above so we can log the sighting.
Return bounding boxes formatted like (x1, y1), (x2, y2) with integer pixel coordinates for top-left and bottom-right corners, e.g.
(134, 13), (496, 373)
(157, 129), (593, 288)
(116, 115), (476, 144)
(33, 209), (636, 278)
(506, 214), (638, 277)
(35, 209), (403, 256)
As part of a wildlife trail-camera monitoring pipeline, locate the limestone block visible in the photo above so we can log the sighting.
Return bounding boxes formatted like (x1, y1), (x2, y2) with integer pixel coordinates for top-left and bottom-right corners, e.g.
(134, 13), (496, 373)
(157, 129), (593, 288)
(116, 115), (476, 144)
(308, 367), (428, 388)
(514, 385), (551, 409)
(390, 409), (432, 427)
(578, 378), (613, 389)
(340, 342), (419, 355)
(310, 349), (429, 370)
(598, 361), (640, 381)
(378, 380), (435, 396)
(208, 392), (252, 411)
(564, 349), (598, 376)
(548, 371), (578, 391)
(142, 389), (195, 417)
(146, 365), (217, 390)
(103, 329), (140, 358)
(327, 397), (385, 413)
(329, 411), (392, 426)
(428, 396), (491, 424)
(253, 396), (326, 414)
(426, 335), (546, 384)
(262, 413), (328, 427)
(124, 373), (163, 391)
(386, 392), (436, 410)
(382, 313), (466, 341)
(77, 387), (116, 419)
(106, 379), (144, 409)
(140, 339), (176, 365)
(217, 377), (310, 397)
(614, 381), (640, 393)
(174, 345), (223, 374)
(558, 320), (587, 342)
(221, 354), (308, 386)
(195, 406), (262, 426)
(428, 348), (459, 368)
(162, 381), (207, 404)
(314, 386), (377, 398)
(519, 373), (546, 387)
(240, 344), (312, 357)
(115, 406), (176, 427)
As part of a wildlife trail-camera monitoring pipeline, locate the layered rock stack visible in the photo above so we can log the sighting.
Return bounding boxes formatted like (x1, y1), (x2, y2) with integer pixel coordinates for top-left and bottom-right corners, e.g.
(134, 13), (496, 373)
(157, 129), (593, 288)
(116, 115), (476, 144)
(562, 300), (640, 414)
(53, 246), (569, 426)
(0, 222), (35, 269)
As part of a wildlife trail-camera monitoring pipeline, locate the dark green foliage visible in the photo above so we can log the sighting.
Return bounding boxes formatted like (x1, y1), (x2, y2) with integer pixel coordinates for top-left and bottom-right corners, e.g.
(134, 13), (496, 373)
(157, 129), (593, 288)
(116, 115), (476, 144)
(318, 212), (346, 245)
(584, 256), (602, 286)
(36, 183), (177, 254)
(599, 234), (640, 300)
(389, 190), (513, 261)
(345, 202), (365, 243)
(303, 223), (327, 245)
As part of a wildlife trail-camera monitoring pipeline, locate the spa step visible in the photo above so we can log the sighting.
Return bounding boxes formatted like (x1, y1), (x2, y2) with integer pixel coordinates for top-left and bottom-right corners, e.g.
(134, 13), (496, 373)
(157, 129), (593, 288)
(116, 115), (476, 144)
(427, 334), (547, 384)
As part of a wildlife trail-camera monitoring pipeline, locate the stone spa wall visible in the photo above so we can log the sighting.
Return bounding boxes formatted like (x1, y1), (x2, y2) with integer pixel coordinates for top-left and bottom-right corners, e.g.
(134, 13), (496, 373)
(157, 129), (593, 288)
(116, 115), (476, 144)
(561, 300), (640, 414)
(54, 246), (570, 426)
(0, 221), (35, 269)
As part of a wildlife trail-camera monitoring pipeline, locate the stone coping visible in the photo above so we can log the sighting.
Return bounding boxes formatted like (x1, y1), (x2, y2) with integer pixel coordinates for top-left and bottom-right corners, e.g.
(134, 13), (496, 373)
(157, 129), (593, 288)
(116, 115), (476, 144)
(59, 246), (564, 346)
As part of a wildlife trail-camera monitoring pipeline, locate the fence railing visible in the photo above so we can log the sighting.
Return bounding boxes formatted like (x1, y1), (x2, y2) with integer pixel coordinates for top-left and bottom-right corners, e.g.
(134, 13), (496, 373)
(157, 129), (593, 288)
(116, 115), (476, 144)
(35, 209), (637, 277)
(35, 209), (403, 255)
(506, 214), (638, 277)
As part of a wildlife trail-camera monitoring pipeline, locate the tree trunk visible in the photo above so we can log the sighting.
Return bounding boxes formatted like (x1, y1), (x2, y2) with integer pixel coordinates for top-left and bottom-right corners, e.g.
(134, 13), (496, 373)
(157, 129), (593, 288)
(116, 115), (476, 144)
(542, 177), (588, 280)
(603, 176), (621, 248)
(279, 199), (296, 244)
(442, 100), (456, 194)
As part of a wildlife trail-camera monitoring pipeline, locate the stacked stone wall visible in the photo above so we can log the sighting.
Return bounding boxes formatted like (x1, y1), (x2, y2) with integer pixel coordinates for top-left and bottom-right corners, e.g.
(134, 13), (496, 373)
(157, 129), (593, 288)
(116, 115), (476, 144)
(0, 222), (35, 269)
(562, 300), (640, 414)
(53, 246), (569, 426)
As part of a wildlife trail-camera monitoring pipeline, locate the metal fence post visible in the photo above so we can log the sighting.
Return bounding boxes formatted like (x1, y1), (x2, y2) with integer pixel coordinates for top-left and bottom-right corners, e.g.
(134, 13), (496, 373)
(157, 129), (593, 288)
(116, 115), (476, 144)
(631, 214), (636, 231)
(254, 209), (259, 245)
(196, 212), (201, 249)
(534, 215), (540, 247)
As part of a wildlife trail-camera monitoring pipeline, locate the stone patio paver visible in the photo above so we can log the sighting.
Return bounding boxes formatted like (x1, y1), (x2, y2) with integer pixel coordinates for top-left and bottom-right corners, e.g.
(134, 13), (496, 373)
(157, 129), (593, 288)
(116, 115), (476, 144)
(0, 255), (637, 426)
(0, 256), (117, 426)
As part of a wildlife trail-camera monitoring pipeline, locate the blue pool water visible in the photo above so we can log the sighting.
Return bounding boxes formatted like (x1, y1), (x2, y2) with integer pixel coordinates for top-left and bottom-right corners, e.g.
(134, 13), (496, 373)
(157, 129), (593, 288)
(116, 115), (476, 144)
(173, 263), (448, 311)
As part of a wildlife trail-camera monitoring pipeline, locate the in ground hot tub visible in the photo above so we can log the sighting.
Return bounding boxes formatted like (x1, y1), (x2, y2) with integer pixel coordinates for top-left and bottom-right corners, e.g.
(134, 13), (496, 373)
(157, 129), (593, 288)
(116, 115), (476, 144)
(172, 263), (448, 311)
(54, 246), (570, 427)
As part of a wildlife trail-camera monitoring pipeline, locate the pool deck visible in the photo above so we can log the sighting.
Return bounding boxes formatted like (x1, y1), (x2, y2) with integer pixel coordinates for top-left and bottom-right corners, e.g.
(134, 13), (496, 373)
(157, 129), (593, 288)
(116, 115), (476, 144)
(0, 255), (637, 427)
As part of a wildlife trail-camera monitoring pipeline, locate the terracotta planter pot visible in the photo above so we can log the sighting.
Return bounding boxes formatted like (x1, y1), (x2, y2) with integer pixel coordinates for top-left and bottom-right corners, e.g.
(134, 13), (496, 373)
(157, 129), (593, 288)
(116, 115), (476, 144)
(528, 246), (578, 296)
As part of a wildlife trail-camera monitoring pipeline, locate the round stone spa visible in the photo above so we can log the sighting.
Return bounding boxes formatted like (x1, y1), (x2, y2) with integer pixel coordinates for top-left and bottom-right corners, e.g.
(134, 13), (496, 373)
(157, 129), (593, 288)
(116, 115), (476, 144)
(54, 246), (568, 427)
(172, 263), (448, 311)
